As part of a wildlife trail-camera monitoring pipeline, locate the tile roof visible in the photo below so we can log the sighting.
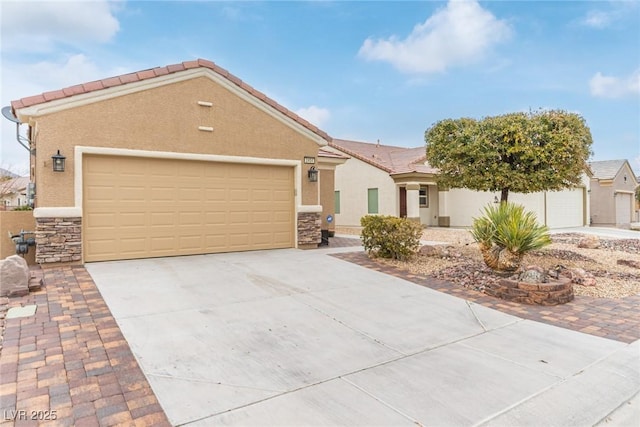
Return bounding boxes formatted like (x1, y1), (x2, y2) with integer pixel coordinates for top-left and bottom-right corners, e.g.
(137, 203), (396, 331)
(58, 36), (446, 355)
(1, 176), (29, 193)
(10, 59), (330, 142)
(318, 148), (349, 159)
(588, 159), (630, 180)
(329, 139), (437, 175)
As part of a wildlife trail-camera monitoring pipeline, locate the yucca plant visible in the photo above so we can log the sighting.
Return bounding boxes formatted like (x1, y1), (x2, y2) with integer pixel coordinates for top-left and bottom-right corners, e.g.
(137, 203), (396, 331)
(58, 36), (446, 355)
(471, 202), (551, 272)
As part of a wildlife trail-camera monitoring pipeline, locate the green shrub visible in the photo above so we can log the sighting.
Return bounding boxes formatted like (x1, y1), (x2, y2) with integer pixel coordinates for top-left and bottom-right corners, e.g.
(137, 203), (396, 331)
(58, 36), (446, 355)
(360, 215), (422, 260)
(12, 205), (33, 211)
(471, 202), (552, 271)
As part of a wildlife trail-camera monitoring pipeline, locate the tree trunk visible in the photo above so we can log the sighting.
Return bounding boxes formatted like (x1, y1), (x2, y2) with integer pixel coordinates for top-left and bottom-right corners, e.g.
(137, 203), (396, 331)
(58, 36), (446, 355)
(500, 188), (509, 203)
(480, 244), (522, 272)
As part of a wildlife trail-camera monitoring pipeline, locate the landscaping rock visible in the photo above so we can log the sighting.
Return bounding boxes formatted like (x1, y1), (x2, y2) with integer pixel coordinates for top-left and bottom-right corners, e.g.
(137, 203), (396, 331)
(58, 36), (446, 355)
(556, 266), (597, 287)
(518, 265), (548, 283)
(577, 236), (601, 249)
(617, 259), (640, 269)
(0, 255), (30, 297)
(419, 244), (455, 258)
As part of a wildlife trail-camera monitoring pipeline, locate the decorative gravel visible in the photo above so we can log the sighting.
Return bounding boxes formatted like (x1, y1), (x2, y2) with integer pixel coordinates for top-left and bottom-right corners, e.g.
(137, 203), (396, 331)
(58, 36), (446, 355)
(336, 227), (640, 299)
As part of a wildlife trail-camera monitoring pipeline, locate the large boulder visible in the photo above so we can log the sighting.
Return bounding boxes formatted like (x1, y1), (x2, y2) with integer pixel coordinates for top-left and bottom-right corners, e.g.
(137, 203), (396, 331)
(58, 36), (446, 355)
(0, 255), (30, 297)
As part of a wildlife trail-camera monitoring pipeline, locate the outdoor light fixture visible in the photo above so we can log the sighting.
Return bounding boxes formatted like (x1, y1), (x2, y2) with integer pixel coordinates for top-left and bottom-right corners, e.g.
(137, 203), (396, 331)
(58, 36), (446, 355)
(308, 166), (318, 182)
(51, 150), (66, 172)
(493, 196), (499, 204)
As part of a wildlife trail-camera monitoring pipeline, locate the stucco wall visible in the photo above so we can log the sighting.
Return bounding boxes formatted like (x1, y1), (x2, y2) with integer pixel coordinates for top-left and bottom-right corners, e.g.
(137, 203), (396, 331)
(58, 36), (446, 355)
(28, 75), (322, 208)
(0, 211), (36, 265)
(319, 168), (336, 231)
(333, 155), (397, 226)
(446, 188), (589, 228)
(590, 163), (636, 226)
(418, 185), (440, 226)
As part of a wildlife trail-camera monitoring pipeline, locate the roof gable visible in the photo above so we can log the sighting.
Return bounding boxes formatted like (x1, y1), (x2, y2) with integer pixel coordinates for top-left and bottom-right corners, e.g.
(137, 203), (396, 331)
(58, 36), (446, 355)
(589, 159), (632, 180)
(11, 59), (330, 143)
(329, 139), (437, 175)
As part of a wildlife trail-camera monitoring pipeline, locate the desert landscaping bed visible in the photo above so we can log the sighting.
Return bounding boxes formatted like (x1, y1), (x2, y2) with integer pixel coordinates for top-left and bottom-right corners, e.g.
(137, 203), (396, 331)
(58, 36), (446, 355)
(336, 227), (640, 299)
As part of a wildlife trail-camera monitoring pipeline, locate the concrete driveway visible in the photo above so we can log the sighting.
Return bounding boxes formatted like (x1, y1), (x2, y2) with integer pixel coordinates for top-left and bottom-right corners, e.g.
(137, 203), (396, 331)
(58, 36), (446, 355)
(86, 246), (639, 426)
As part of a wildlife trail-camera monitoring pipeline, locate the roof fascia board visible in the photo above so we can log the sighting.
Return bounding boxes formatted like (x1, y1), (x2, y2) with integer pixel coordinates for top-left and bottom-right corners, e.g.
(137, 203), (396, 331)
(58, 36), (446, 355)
(15, 68), (328, 147)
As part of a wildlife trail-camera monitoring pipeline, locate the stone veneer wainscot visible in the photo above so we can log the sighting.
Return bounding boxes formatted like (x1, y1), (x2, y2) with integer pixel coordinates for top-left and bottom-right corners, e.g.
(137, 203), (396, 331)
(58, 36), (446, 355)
(297, 210), (321, 248)
(34, 208), (82, 264)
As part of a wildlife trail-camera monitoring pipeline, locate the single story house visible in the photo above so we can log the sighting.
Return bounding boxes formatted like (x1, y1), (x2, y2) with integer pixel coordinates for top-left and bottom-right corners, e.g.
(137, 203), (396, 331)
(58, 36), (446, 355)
(6, 59), (345, 264)
(588, 159), (638, 227)
(1, 176), (30, 210)
(327, 138), (591, 229)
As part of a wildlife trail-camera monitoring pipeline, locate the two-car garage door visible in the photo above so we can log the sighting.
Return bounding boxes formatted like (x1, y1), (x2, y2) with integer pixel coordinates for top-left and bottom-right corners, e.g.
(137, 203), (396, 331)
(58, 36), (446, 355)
(83, 155), (294, 262)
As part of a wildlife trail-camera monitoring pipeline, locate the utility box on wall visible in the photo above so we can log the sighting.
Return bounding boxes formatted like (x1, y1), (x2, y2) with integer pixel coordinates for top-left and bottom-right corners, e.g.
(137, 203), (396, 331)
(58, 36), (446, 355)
(0, 211), (36, 265)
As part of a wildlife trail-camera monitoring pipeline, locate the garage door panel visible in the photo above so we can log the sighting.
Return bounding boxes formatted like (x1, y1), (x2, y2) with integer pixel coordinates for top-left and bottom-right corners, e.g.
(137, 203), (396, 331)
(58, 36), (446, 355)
(546, 189), (584, 228)
(84, 155), (294, 261)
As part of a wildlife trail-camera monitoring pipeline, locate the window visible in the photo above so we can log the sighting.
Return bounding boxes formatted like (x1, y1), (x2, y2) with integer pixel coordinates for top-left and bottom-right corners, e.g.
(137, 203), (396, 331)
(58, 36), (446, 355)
(335, 191), (341, 214)
(368, 188), (379, 214)
(419, 186), (429, 207)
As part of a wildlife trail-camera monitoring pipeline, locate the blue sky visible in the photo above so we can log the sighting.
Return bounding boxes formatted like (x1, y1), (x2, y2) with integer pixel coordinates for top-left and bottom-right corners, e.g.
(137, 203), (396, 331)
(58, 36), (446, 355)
(2, 0), (639, 176)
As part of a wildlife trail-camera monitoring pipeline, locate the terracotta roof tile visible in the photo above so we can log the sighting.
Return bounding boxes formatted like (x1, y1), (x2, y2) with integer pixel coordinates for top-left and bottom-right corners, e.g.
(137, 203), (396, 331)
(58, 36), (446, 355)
(319, 148), (349, 159)
(166, 63), (185, 73)
(83, 81), (104, 92)
(227, 74), (242, 86)
(182, 60), (199, 69)
(102, 76), (122, 88)
(19, 95), (46, 107)
(137, 69), (155, 80)
(42, 90), (65, 102)
(119, 73), (140, 84)
(330, 139), (437, 175)
(63, 85), (86, 96)
(10, 58), (331, 142)
(153, 67), (169, 77)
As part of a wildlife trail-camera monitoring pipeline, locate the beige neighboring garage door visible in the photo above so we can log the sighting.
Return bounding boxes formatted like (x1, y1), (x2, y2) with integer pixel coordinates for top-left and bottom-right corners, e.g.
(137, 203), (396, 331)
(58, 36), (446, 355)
(545, 188), (584, 228)
(83, 155), (294, 262)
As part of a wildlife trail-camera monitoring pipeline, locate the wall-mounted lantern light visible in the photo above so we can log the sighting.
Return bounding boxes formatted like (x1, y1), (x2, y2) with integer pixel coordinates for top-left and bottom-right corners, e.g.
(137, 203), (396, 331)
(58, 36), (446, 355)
(52, 150), (66, 172)
(493, 196), (499, 204)
(308, 166), (318, 182)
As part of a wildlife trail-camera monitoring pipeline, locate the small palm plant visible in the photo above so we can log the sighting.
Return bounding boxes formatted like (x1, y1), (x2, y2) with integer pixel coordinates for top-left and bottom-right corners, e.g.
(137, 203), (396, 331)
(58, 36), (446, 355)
(471, 202), (552, 272)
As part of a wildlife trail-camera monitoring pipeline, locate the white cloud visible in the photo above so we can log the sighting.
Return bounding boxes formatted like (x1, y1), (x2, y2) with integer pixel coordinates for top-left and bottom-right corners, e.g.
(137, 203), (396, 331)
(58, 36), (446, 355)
(589, 70), (640, 98)
(295, 105), (331, 128)
(1, 0), (121, 52)
(582, 10), (615, 29)
(580, 2), (638, 29)
(358, 0), (511, 74)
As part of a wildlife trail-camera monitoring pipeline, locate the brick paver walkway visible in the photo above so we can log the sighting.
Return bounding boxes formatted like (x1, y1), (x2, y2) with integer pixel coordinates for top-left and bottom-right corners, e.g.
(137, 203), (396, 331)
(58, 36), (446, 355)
(0, 266), (170, 426)
(332, 251), (640, 344)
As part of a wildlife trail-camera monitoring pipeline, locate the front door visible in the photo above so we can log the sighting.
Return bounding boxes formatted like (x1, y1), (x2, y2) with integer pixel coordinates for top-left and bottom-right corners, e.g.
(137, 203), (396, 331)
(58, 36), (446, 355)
(399, 187), (407, 218)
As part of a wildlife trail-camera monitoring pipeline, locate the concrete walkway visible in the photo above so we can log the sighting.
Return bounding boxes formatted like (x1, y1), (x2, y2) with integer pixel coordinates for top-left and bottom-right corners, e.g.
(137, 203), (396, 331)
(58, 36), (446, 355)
(86, 247), (640, 426)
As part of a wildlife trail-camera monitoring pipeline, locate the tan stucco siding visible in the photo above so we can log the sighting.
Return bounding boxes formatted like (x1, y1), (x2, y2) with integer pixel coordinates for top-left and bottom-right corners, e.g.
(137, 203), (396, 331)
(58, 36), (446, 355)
(333, 156), (396, 226)
(589, 181), (615, 225)
(30, 76), (321, 207)
(319, 168), (335, 231)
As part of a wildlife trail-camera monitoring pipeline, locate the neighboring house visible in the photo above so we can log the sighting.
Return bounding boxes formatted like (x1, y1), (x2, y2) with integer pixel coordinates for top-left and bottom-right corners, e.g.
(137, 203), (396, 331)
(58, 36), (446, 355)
(7, 59), (345, 264)
(0, 176), (30, 209)
(588, 160), (638, 227)
(328, 138), (591, 229)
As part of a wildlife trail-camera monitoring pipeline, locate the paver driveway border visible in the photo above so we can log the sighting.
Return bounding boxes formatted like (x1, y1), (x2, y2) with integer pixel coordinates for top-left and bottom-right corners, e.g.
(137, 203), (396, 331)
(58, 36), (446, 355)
(0, 267), (171, 426)
(85, 246), (640, 426)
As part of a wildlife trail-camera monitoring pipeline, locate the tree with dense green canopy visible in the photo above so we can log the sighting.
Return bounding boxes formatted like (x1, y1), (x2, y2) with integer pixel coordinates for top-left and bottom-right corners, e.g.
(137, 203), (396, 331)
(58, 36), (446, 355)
(424, 110), (593, 203)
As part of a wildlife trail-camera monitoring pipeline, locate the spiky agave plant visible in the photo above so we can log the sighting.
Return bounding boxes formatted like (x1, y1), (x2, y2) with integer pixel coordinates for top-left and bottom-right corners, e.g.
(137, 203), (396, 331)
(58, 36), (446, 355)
(471, 202), (552, 272)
